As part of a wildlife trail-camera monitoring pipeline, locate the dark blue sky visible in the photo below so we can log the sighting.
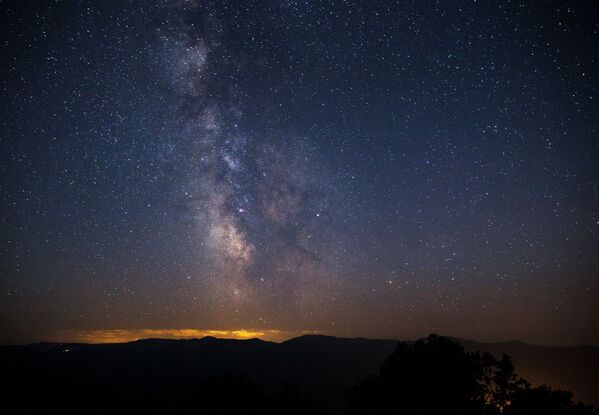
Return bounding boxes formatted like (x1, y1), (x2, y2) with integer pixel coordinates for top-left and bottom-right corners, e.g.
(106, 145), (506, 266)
(1, 0), (598, 345)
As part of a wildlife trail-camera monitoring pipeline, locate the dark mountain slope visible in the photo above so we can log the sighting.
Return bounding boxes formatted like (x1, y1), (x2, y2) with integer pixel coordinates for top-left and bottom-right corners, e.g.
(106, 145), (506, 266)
(1, 335), (597, 412)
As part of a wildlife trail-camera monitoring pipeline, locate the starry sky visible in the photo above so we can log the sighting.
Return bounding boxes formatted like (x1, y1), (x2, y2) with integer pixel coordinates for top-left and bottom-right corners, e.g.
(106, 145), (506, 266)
(1, 0), (598, 346)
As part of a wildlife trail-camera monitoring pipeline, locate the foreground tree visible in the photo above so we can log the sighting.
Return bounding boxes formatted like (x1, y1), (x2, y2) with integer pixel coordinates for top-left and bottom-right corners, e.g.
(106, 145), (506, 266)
(347, 334), (597, 415)
(506, 383), (598, 415)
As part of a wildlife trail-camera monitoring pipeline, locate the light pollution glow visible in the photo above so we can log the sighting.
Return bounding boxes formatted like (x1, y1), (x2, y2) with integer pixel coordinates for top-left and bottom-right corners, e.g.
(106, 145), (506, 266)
(42, 329), (322, 344)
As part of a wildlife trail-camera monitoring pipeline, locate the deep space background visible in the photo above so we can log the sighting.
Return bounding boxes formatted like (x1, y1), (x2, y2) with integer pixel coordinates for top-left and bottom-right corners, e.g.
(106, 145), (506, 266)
(1, 0), (598, 345)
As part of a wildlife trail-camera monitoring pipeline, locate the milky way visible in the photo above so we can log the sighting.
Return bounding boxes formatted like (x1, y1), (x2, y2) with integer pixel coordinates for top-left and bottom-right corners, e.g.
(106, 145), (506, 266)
(155, 3), (351, 324)
(1, 0), (598, 345)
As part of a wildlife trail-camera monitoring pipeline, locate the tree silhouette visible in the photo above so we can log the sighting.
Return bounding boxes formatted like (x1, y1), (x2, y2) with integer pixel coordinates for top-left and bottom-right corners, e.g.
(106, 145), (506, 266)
(347, 334), (487, 414)
(505, 384), (599, 415)
(480, 353), (523, 411)
(346, 334), (597, 415)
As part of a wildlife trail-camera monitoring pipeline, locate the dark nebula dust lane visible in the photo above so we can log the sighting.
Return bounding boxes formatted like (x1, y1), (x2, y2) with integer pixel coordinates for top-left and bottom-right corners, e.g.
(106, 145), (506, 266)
(1, 1), (598, 346)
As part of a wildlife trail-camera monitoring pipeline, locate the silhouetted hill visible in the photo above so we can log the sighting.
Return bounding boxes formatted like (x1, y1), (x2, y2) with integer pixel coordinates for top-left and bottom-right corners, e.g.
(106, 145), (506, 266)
(1, 335), (597, 413)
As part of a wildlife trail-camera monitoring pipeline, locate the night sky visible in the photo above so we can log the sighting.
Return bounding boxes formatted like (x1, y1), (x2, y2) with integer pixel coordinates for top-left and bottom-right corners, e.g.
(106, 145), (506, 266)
(1, 1), (598, 346)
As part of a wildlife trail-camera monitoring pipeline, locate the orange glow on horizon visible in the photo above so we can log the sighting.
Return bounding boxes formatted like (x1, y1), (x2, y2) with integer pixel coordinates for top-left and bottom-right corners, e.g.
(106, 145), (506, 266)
(43, 328), (321, 344)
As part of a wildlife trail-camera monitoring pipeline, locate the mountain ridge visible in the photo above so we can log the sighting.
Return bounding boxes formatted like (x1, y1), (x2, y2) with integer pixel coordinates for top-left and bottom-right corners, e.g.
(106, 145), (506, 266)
(2, 334), (597, 407)
(12, 333), (598, 349)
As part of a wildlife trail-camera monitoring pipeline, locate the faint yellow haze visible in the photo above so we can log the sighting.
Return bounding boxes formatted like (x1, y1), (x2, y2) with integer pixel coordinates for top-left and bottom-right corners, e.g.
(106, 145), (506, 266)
(45, 329), (321, 344)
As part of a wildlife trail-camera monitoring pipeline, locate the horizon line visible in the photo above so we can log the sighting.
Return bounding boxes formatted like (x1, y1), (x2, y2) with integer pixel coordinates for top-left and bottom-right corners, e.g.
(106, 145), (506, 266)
(3, 328), (598, 348)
